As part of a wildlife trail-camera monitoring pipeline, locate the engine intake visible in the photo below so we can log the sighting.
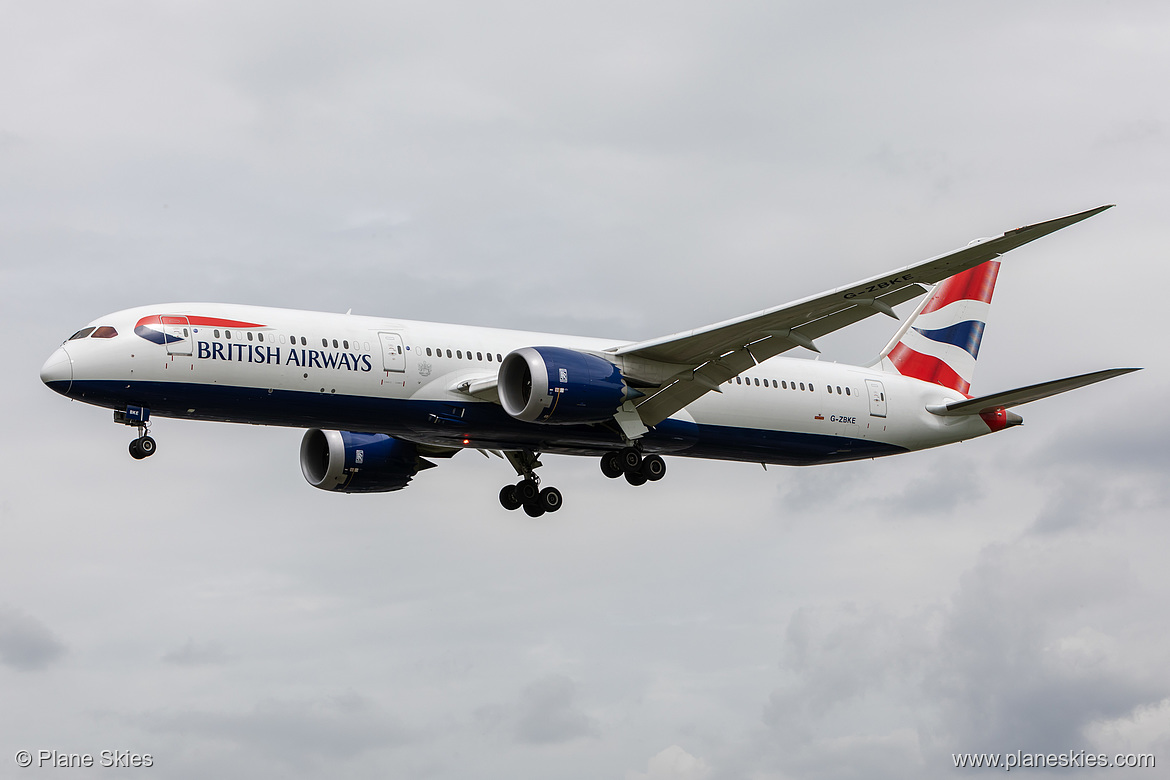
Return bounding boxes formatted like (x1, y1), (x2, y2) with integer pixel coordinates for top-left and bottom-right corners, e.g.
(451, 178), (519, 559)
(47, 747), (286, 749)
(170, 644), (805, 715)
(498, 346), (633, 424)
(300, 430), (428, 493)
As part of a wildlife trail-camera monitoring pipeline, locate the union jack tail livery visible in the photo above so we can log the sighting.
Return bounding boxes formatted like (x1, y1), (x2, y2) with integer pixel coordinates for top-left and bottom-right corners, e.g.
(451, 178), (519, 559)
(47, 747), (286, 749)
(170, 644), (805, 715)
(877, 260), (1001, 396)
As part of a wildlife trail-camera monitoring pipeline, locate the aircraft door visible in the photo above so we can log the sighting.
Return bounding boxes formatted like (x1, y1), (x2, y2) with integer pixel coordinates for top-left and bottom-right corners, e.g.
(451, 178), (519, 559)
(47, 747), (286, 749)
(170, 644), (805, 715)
(865, 379), (887, 418)
(161, 315), (193, 356)
(378, 332), (406, 372)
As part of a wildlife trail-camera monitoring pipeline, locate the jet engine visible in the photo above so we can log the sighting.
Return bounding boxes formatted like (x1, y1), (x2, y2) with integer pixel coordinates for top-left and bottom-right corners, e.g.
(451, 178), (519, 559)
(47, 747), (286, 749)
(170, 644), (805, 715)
(498, 346), (636, 424)
(299, 430), (430, 493)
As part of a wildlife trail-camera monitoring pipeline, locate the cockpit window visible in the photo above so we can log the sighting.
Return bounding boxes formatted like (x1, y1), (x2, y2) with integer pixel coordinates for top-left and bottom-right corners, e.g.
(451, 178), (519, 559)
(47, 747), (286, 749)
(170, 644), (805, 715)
(68, 327), (96, 341)
(91, 326), (118, 339)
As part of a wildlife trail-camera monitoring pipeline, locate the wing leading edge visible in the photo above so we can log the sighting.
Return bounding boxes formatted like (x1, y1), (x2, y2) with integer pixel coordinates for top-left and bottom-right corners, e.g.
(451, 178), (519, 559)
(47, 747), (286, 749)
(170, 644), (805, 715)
(616, 205), (1115, 426)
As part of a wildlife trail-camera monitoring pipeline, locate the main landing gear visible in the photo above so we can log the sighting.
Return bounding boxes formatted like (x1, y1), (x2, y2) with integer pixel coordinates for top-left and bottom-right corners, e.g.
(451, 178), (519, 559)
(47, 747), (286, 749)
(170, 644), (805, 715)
(600, 447), (666, 486)
(114, 406), (157, 460)
(499, 450), (562, 517)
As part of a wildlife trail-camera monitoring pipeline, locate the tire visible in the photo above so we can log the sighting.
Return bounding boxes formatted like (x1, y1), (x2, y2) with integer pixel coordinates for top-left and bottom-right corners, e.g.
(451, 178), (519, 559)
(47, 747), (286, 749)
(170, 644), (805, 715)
(640, 454), (666, 481)
(138, 436), (157, 457)
(539, 486), (563, 513)
(128, 439), (145, 460)
(522, 501), (545, 517)
(517, 479), (540, 502)
(624, 469), (648, 486)
(600, 452), (623, 479)
(619, 447), (641, 472)
(499, 484), (522, 511)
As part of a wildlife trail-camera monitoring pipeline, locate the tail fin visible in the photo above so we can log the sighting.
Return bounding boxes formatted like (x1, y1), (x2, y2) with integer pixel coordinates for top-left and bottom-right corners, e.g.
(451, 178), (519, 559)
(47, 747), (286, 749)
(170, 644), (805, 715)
(874, 260), (1001, 397)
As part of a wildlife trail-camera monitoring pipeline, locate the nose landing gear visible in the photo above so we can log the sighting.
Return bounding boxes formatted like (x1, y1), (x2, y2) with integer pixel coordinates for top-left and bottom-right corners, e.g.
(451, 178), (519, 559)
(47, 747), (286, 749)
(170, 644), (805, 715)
(115, 406), (157, 460)
(499, 450), (562, 517)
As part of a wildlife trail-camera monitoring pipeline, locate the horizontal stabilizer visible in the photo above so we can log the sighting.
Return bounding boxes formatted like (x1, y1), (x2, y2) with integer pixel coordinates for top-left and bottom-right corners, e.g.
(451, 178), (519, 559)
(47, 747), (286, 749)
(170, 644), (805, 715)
(926, 367), (1140, 416)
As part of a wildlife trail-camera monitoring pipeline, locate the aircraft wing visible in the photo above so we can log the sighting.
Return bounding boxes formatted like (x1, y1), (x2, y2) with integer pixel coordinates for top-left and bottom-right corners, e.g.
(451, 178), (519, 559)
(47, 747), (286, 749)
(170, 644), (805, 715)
(926, 367), (1140, 416)
(617, 205), (1114, 426)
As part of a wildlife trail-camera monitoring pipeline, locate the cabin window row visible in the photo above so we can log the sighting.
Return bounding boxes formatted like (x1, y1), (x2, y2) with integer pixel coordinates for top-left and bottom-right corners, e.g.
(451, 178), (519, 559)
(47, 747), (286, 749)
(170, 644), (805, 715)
(422, 347), (504, 363)
(207, 329), (370, 352)
(728, 376), (854, 396)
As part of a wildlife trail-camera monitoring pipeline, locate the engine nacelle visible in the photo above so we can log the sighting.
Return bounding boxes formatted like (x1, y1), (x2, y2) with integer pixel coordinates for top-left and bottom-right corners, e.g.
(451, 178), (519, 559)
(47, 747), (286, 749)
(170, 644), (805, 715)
(498, 346), (633, 424)
(299, 430), (425, 493)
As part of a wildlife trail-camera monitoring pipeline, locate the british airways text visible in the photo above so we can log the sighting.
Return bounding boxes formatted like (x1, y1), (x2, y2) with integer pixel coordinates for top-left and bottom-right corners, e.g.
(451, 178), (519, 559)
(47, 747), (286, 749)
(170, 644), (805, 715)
(196, 342), (373, 371)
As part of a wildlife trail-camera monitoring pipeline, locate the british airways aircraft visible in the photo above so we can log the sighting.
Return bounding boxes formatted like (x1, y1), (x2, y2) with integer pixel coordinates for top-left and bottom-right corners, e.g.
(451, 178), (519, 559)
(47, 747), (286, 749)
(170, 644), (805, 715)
(40, 206), (1136, 515)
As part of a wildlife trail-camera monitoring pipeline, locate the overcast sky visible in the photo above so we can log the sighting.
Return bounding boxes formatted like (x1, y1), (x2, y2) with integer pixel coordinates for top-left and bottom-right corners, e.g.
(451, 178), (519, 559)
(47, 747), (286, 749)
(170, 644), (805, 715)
(3, 2), (1168, 778)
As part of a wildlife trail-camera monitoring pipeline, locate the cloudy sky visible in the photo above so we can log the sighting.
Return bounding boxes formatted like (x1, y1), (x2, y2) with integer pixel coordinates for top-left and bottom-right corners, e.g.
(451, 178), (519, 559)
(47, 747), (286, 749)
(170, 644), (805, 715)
(3, 2), (1168, 777)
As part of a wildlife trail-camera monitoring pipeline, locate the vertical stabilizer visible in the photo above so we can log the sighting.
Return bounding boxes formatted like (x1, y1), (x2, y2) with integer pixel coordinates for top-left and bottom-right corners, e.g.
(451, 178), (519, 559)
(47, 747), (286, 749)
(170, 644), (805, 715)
(874, 260), (1001, 396)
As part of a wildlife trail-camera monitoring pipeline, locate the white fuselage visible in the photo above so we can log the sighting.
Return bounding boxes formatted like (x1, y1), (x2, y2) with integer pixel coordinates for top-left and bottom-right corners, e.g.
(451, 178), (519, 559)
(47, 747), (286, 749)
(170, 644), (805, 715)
(41, 302), (998, 466)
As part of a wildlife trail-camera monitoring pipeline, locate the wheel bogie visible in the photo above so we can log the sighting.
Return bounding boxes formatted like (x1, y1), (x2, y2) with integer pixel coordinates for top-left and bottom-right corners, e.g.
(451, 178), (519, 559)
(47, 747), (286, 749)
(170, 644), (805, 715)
(600, 451), (623, 478)
(640, 454), (666, 481)
(499, 484), (522, 511)
(624, 469), (648, 486)
(539, 486), (562, 513)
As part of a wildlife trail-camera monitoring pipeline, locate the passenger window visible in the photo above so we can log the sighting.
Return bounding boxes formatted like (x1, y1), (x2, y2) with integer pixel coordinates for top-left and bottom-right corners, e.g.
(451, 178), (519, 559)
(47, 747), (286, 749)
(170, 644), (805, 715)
(846, 387), (851, 396)
(343, 340), (349, 349)
(837, 386), (842, 394)
(457, 350), (463, 359)
(446, 349), (452, 358)
(754, 378), (760, 386)
(781, 381), (787, 389)
(477, 352), (483, 361)
(772, 380), (777, 388)
(333, 339), (339, 348)
(487, 353), (493, 362)
(301, 337), (307, 346)
(214, 329), (221, 338)
(322, 338), (328, 347)
(426, 348), (432, 357)
(496, 354), (503, 362)
(247, 331), (254, 341)
(397, 346), (402, 354)
(91, 326), (118, 338)
(257, 333), (263, 342)
(800, 382), (805, 390)
(736, 376), (742, 384)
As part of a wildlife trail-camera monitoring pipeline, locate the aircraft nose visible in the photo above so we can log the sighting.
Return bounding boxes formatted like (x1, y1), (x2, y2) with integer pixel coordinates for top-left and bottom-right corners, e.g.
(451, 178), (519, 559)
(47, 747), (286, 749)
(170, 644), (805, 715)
(40, 346), (73, 395)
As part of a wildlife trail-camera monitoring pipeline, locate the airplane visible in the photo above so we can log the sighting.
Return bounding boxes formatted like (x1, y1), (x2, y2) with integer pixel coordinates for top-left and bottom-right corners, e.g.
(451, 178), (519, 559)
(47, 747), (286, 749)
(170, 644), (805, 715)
(40, 205), (1138, 516)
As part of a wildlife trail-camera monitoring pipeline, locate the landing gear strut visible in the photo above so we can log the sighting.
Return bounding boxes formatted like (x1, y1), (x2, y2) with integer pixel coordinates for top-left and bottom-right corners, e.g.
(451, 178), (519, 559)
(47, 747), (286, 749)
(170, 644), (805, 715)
(499, 450), (562, 517)
(115, 406), (157, 460)
(600, 447), (665, 486)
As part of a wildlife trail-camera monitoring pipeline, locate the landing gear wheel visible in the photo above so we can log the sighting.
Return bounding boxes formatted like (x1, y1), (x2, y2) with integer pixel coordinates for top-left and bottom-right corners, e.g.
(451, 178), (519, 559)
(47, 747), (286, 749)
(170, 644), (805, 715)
(600, 451), (623, 479)
(516, 478), (540, 502)
(624, 470), (648, 486)
(539, 486), (563, 513)
(522, 501), (546, 518)
(138, 436), (156, 457)
(499, 484), (522, 511)
(129, 439), (145, 460)
(640, 454), (665, 481)
(619, 447), (642, 472)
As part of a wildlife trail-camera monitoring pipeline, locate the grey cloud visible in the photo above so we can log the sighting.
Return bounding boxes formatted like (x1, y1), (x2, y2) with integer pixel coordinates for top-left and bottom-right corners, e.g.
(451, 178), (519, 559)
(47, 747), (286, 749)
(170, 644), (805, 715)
(141, 692), (412, 760)
(477, 674), (598, 745)
(162, 637), (233, 666)
(0, 605), (66, 671)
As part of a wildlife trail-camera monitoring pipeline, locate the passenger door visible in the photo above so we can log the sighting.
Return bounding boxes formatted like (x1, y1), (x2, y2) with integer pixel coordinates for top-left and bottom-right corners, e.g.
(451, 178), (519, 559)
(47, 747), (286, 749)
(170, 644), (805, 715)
(378, 332), (406, 373)
(865, 378), (887, 418)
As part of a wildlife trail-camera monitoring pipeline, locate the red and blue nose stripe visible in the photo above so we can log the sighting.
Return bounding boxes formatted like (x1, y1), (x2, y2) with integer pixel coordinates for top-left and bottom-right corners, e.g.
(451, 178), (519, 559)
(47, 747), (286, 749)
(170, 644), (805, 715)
(134, 315), (266, 345)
